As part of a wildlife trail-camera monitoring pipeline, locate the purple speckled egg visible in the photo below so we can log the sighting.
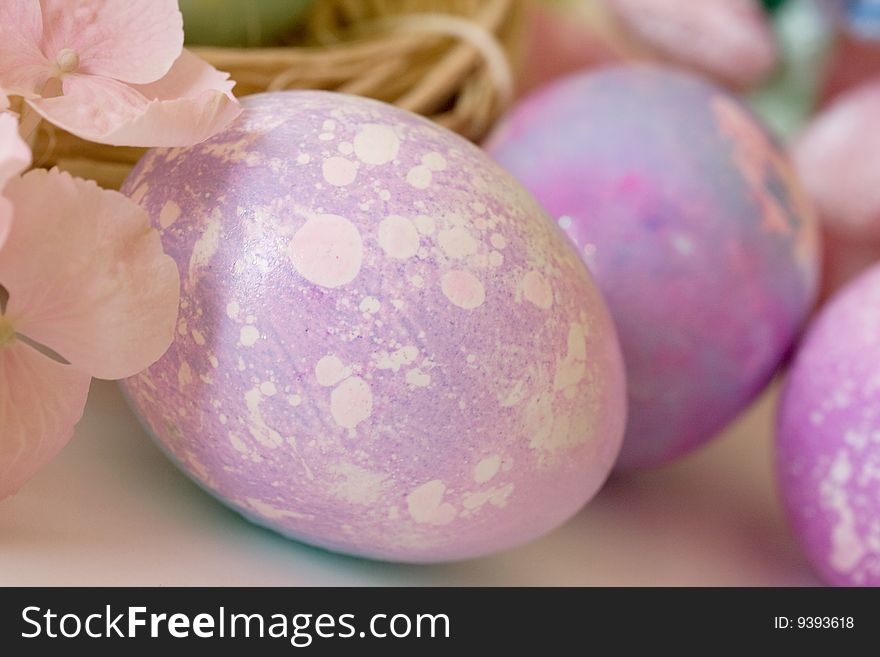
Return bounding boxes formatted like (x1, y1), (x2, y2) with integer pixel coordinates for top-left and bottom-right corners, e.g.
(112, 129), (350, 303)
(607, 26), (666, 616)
(778, 264), (880, 586)
(487, 66), (820, 469)
(119, 91), (626, 562)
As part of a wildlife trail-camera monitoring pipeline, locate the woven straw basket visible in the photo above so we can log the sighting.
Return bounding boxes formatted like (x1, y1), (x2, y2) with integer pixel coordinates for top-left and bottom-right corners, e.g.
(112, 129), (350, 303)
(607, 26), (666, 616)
(28, 0), (524, 190)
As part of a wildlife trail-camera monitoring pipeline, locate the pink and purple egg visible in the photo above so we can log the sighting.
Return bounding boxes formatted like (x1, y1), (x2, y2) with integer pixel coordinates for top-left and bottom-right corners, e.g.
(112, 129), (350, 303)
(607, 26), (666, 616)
(778, 263), (880, 586)
(120, 91), (627, 562)
(487, 66), (820, 469)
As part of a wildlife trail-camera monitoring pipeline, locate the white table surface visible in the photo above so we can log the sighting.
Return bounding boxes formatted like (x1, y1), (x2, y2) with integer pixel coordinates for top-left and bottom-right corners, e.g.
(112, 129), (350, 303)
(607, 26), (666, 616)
(0, 379), (819, 586)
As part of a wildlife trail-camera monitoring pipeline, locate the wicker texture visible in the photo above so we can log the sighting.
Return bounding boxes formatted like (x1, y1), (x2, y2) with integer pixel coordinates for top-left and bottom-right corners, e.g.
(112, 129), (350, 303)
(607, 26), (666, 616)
(29, 0), (523, 189)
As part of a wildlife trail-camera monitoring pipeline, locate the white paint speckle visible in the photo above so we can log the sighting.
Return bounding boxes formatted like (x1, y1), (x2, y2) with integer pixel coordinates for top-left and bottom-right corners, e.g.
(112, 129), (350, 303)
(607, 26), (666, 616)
(354, 124), (400, 165)
(421, 152), (447, 171)
(414, 214), (435, 235)
(247, 497), (306, 520)
(474, 455), (502, 483)
(315, 354), (350, 387)
(330, 376), (373, 429)
(405, 368), (431, 388)
(378, 215), (420, 259)
(239, 325), (260, 347)
(438, 225), (478, 259)
(521, 270), (554, 309)
(554, 323), (587, 391)
(822, 450), (867, 573)
(441, 270), (486, 309)
(187, 210), (222, 283)
(322, 156), (358, 186)
(406, 165), (432, 189)
(159, 200), (181, 229)
(359, 296), (381, 314)
(288, 214), (363, 288)
(375, 346), (418, 372)
(406, 480), (457, 525)
(177, 361), (192, 388)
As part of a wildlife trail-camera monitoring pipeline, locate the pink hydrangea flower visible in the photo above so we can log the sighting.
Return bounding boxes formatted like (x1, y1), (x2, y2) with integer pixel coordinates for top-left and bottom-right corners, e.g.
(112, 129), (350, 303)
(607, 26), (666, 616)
(0, 168), (180, 499)
(0, 109), (31, 250)
(0, 0), (241, 146)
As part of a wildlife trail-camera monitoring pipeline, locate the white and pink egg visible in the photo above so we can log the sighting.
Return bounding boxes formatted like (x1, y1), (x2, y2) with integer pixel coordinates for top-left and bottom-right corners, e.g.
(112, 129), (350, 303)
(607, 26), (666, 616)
(121, 91), (627, 562)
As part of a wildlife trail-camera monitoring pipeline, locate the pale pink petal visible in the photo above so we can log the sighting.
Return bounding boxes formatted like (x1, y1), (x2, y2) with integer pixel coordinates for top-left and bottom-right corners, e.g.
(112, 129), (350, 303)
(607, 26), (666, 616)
(0, 112), (32, 186)
(27, 50), (240, 146)
(27, 74), (149, 144)
(0, 0), (52, 96)
(0, 112), (31, 251)
(38, 0), (183, 85)
(794, 80), (880, 240)
(0, 168), (180, 380)
(132, 49), (235, 101)
(0, 197), (13, 254)
(0, 341), (90, 500)
(608, 0), (777, 88)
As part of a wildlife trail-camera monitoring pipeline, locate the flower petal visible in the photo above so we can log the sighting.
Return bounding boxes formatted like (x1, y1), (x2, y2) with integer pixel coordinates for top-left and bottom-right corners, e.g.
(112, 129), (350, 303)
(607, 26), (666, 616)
(27, 74), (149, 144)
(0, 111), (32, 186)
(0, 0), (51, 96)
(27, 50), (241, 147)
(0, 341), (90, 500)
(0, 112), (31, 251)
(0, 168), (180, 380)
(38, 0), (183, 84)
(0, 197), (13, 254)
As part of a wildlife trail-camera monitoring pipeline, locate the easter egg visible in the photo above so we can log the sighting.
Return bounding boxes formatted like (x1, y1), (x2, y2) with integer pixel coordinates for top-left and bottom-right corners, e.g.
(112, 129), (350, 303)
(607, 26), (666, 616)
(794, 78), (880, 241)
(179, 0), (312, 47)
(778, 263), (880, 586)
(605, 0), (778, 89)
(120, 91), (626, 562)
(487, 66), (819, 469)
(794, 78), (880, 297)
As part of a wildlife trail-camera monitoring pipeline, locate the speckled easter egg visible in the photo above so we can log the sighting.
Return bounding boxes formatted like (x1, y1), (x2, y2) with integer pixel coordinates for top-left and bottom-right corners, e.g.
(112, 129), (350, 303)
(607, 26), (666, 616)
(487, 66), (819, 469)
(778, 264), (880, 586)
(120, 91), (626, 562)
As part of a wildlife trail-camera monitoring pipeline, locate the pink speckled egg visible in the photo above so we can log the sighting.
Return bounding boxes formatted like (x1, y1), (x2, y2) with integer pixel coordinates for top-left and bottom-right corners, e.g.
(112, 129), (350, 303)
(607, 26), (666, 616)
(778, 263), (880, 586)
(487, 66), (820, 469)
(120, 91), (626, 562)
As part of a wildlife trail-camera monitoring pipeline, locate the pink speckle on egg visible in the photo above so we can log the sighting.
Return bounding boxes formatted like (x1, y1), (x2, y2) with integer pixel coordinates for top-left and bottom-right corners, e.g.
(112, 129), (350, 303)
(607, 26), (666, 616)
(377, 215), (420, 259)
(288, 213), (363, 288)
(440, 270), (486, 310)
(120, 91), (626, 562)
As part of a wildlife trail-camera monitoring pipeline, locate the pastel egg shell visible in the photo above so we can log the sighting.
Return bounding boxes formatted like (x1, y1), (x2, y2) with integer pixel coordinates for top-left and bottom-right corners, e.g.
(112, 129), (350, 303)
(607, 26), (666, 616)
(487, 65), (819, 469)
(120, 90), (627, 562)
(778, 263), (880, 586)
